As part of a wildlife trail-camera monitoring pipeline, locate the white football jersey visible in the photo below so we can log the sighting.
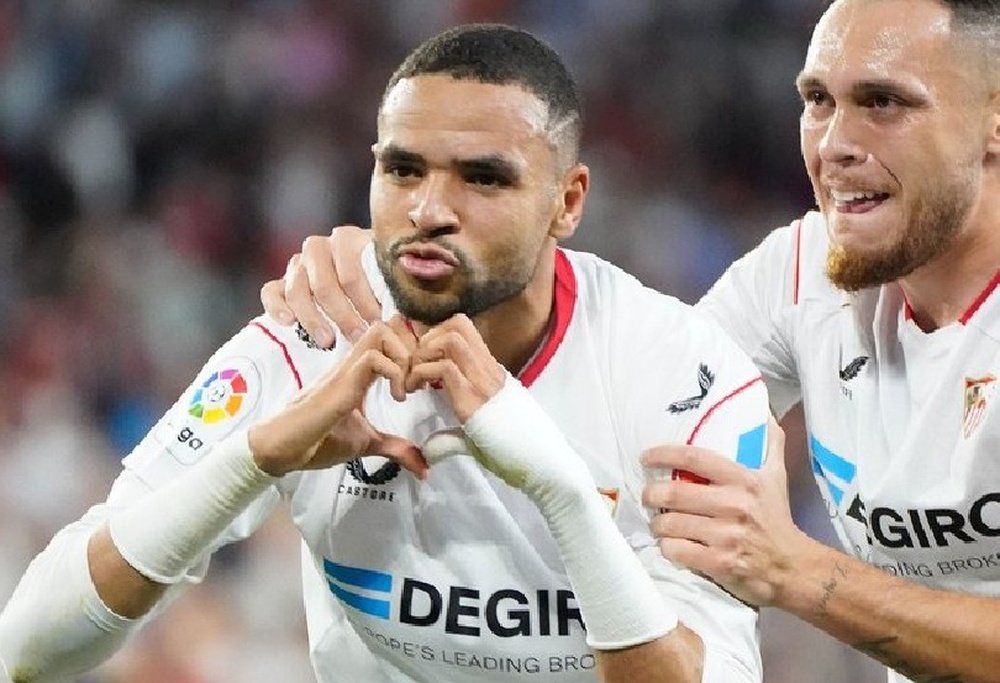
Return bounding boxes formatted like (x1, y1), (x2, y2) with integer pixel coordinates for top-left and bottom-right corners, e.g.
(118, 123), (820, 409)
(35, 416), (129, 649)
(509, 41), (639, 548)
(118, 247), (770, 682)
(700, 211), (1000, 683)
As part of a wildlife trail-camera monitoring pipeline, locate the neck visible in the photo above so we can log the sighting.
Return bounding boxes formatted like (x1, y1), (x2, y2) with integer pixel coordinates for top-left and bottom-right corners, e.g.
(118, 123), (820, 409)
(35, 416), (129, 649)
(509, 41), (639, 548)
(900, 184), (1000, 331)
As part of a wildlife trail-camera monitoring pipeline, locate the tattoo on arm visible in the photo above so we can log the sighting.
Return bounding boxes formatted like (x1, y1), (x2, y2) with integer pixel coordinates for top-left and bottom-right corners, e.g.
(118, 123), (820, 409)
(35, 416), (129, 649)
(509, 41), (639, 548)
(856, 636), (962, 682)
(817, 561), (848, 613)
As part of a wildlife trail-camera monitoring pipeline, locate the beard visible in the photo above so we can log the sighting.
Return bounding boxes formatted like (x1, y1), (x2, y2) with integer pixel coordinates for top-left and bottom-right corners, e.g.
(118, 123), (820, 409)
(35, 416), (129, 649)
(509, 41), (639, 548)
(375, 236), (534, 325)
(825, 175), (975, 292)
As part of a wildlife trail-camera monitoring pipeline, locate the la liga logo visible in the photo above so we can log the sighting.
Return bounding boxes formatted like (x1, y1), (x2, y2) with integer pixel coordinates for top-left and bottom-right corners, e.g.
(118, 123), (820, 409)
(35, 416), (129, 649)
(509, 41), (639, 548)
(188, 368), (248, 424)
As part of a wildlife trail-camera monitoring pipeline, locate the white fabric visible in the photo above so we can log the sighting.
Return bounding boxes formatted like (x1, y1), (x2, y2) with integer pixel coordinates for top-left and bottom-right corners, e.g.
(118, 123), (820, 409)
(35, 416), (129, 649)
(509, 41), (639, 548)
(0, 511), (133, 682)
(109, 431), (276, 584)
(699, 211), (1000, 683)
(463, 377), (679, 649)
(0, 247), (770, 682)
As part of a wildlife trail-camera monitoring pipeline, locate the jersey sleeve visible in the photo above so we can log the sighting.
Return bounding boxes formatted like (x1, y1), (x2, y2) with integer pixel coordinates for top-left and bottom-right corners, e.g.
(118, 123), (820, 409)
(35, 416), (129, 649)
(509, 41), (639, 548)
(0, 318), (308, 681)
(610, 287), (771, 680)
(696, 218), (805, 418)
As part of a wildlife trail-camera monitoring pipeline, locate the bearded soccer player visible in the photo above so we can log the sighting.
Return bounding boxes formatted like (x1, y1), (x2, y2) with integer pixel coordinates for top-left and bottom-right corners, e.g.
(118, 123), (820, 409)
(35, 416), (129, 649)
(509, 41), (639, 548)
(259, 1), (1000, 681)
(0, 24), (770, 683)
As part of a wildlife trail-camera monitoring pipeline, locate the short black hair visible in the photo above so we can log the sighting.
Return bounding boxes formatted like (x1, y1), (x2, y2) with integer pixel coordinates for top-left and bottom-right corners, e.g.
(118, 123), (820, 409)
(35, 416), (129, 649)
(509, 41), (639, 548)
(382, 24), (582, 166)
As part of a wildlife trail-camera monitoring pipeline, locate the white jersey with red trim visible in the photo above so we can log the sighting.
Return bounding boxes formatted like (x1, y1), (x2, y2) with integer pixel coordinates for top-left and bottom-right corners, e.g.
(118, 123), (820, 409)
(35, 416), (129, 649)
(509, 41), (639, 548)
(100, 247), (768, 682)
(699, 210), (1000, 683)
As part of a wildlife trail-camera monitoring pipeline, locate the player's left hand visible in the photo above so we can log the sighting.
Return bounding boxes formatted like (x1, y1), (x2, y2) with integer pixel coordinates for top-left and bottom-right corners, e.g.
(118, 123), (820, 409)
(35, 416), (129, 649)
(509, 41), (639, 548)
(407, 314), (505, 422)
(640, 415), (811, 606)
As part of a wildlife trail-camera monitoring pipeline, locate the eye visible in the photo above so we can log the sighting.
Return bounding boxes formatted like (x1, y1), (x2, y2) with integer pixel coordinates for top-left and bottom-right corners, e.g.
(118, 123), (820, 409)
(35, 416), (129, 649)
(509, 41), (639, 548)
(465, 172), (511, 188)
(384, 162), (423, 181)
(869, 93), (896, 109)
(803, 89), (830, 107)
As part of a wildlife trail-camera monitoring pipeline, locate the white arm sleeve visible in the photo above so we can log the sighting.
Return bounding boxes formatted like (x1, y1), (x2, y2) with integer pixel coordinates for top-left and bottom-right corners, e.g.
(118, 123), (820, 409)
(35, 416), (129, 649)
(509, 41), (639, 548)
(0, 320), (302, 681)
(0, 505), (133, 683)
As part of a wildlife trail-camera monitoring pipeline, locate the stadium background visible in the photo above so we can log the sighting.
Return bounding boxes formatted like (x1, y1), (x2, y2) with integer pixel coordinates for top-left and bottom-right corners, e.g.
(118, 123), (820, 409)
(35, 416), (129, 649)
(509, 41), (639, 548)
(0, 1), (886, 681)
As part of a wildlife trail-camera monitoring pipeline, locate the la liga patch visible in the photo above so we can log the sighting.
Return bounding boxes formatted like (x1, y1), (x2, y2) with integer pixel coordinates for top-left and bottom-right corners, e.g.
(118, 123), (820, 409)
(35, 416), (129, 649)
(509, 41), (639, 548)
(163, 357), (262, 465)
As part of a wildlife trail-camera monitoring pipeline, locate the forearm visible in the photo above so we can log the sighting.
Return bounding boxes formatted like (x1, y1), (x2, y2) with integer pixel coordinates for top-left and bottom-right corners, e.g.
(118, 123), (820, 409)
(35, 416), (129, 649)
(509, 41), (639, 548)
(778, 536), (1000, 682)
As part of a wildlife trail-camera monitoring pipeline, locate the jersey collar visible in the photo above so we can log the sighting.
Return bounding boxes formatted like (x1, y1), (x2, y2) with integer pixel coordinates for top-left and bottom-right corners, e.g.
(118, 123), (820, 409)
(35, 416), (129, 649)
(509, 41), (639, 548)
(518, 249), (577, 388)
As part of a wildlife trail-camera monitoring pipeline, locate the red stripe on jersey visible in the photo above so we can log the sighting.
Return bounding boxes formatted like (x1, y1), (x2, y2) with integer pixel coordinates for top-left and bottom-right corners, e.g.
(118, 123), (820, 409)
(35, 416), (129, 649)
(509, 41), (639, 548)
(250, 321), (303, 389)
(685, 376), (763, 446)
(519, 249), (577, 388)
(792, 218), (803, 306)
(959, 269), (1000, 325)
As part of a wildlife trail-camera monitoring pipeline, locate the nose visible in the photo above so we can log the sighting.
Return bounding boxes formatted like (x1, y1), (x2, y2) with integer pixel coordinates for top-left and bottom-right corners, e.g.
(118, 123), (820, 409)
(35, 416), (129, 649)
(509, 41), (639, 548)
(408, 172), (459, 235)
(817, 107), (868, 167)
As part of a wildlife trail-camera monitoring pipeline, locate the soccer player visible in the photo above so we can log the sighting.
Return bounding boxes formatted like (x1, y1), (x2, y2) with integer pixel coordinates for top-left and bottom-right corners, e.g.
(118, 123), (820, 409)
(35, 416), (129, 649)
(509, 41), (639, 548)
(0, 24), (769, 683)
(260, 1), (1000, 681)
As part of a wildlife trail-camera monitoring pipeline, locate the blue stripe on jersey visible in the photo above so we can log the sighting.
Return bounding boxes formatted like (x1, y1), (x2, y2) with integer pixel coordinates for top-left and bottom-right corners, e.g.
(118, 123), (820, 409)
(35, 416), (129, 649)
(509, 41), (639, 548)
(809, 435), (856, 482)
(812, 455), (845, 506)
(327, 581), (391, 620)
(323, 558), (393, 592)
(735, 424), (766, 470)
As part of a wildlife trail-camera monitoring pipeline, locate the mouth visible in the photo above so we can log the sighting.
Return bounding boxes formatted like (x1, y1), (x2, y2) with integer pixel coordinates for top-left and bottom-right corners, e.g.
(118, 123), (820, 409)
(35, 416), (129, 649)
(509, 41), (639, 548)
(829, 188), (891, 215)
(396, 243), (460, 280)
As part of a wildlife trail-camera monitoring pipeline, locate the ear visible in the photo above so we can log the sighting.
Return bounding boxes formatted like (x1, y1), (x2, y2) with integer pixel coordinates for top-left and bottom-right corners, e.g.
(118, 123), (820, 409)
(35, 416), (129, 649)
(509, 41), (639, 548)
(549, 163), (589, 241)
(986, 91), (1000, 158)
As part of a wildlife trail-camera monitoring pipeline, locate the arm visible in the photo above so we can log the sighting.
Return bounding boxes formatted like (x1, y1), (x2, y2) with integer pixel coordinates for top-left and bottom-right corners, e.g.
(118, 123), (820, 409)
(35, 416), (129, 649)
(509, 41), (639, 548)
(411, 315), (748, 683)
(261, 227), (380, 347)
(0, 319), (424, 681)
(643, 423), (1000, 683)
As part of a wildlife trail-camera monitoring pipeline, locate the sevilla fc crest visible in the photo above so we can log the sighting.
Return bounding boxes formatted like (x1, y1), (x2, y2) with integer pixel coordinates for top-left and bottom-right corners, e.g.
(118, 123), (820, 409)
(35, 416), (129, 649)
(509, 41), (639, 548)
(963, 375), (996, 438)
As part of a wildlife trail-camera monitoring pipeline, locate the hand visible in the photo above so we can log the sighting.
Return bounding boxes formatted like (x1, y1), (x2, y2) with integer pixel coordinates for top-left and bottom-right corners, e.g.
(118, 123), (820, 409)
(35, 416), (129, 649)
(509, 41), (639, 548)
(261, 226), (380, 348)
(640, 415), (809, 606)
(248, 316), (426, 478)
(407, 315), (505, 422)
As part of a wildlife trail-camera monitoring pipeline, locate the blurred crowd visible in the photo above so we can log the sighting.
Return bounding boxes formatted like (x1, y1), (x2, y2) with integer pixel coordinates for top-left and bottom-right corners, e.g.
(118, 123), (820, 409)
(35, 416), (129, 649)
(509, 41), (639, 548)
(0, 1), (885, 681)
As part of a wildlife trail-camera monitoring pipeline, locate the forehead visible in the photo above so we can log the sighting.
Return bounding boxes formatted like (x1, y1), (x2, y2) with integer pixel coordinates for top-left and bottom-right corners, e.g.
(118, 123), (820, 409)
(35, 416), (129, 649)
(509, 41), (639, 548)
(377, 75), (552, 159)
(803, 0), (956, 85)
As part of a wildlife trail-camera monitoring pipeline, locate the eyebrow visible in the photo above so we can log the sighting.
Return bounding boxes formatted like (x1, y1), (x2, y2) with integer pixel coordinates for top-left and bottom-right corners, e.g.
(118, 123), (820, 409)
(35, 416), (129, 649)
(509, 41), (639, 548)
(376, 144), (521, 179)
(795, 74), (930, 104)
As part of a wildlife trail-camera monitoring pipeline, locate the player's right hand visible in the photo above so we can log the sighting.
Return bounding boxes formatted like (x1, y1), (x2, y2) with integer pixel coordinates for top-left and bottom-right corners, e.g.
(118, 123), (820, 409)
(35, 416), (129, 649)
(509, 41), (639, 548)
(248, 316), (426, 479)
(260, 226), (381, 348)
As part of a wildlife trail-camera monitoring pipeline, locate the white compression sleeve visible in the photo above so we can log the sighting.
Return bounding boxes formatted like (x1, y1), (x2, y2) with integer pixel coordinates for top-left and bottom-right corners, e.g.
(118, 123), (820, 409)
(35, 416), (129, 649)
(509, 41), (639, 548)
(0, 516), (133, 682)
(455, 376), (679, 650)
(108, 431), (275, 584)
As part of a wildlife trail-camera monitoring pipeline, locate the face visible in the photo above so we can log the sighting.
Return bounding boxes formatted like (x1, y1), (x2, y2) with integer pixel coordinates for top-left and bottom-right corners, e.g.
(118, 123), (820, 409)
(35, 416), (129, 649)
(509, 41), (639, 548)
(798, 0), (987, 290)
(370, 74), (580, 324)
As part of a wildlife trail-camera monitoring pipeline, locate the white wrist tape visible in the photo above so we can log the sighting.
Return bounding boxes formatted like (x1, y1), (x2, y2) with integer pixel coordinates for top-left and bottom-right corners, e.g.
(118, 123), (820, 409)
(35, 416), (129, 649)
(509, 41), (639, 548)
(458, 377), (679, 649)
(109, 431), (275, 584)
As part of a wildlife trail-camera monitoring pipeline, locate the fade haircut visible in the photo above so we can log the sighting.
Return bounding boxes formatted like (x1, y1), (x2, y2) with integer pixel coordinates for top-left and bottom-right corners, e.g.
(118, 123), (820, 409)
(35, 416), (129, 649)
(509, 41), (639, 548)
(382, 24), (583, 169)
(943, 0), (1000, 89)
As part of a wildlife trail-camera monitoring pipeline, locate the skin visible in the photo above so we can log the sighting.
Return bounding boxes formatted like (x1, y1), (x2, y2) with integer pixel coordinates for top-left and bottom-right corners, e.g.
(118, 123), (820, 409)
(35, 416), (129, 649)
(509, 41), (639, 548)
(259, 1), (1000, 680)
(799, 0), (1000, 329)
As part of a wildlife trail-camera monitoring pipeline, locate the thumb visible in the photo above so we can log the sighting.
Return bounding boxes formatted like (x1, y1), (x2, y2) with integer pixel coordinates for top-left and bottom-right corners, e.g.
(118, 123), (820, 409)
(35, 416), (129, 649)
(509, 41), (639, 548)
(367, 430), (429, 480)
(761, 413), (788, 486)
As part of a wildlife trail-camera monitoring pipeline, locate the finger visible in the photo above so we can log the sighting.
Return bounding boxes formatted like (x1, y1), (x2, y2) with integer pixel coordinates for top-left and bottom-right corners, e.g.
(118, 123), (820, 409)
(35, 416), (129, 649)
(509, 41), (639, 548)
(417, 318), (503, 394)
(658, 537), (715, 575)
(261, 279), (295, 325)
(285, 251), (336, 349)
(331, 226), (381, 326)
(641, 443), (754, 487)
(642, 479), (754, 519)
(301, 234), (368, 345)
(649, 510), (719, 546)
(368, 432), (429, 480)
